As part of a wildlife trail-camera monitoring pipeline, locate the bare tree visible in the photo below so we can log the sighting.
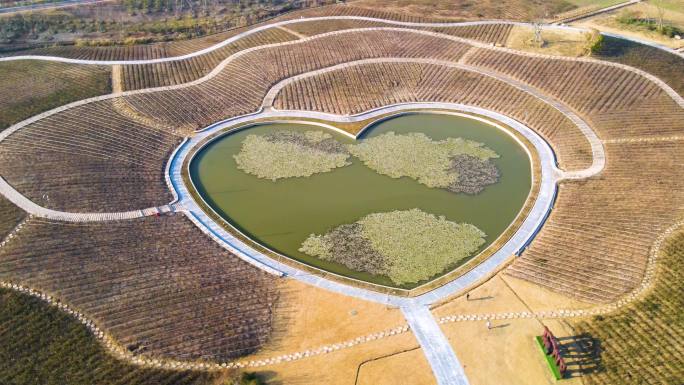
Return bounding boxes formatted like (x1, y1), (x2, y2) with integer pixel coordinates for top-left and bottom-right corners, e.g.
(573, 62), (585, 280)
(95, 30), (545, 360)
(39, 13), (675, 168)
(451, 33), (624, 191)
(653, 0), (665, 33)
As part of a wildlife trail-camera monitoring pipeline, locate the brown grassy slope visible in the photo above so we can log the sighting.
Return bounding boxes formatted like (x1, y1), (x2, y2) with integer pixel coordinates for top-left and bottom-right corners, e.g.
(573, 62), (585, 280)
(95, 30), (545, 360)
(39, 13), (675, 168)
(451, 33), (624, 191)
(121, 27), (297, 90)
(0, 197), (24, 240)
(571, 229), (684, 384)
(592, 35), (684, 97)
(0, 214), (280, 362)
(346, 0), (574, 21)
(0, 288), (225, 385)
(273, 61), (592, 171)
(459, 45), (684, 302)
(287, 19), (515, 45)
(507, 141), (684, 302)
(124, 30), (471, 130)
(0, 99), (179, 212)
(464, 48), (670, 126)
(0, 60), (111, 132)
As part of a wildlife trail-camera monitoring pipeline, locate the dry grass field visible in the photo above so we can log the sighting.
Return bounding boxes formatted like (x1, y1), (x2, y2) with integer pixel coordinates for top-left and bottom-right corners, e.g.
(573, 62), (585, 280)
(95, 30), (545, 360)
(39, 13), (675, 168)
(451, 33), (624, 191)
(0, 60), (111, 131)
(0, 214), (280, 362)
(573, 1), (684, 49)
(505, 26), (598, 57)
(571, 229), (684, 384)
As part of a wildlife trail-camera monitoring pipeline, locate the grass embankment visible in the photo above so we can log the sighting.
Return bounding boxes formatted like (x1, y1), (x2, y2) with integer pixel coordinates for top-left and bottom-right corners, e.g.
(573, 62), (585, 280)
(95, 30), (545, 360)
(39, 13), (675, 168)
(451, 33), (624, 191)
(0, 60), (111, 131)
(350, 0), (574, 21)
(571, 229), (684, 384)
(506, 25), (603, 57)
(0, 288), (227, 385)
(592, 35), (684, 95)
(573, 2), (684, 48)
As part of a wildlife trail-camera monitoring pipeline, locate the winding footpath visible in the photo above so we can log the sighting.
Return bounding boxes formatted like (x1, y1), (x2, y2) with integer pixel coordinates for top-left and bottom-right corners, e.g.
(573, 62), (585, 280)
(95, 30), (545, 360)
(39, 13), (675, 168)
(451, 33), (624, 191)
(1, 15), (684, 385)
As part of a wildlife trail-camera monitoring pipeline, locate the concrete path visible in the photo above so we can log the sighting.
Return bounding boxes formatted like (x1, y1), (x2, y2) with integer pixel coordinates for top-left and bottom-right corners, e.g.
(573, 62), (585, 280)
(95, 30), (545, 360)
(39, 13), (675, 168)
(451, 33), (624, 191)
(402, 305), (469, 385)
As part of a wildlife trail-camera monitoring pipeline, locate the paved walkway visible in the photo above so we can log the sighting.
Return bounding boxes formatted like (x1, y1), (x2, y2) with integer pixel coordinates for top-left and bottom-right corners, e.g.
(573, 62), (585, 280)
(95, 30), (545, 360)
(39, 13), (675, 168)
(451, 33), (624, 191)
(0, 176), (168, 222)
(603, 135), (684, 144)
(402, 305), (470, 385)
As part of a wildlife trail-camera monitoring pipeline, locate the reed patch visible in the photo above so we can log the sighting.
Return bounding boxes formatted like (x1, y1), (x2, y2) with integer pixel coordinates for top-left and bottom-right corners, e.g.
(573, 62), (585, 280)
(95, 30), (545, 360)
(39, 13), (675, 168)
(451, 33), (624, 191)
(234, 130), (351, 180)
(348, 132), (500, 194)
(300, 208), (486, 285)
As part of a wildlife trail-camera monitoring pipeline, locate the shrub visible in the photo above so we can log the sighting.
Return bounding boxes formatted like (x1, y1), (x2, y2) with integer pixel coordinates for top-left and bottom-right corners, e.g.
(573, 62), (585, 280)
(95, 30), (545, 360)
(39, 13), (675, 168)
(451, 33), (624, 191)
(587, 28), (604, 54)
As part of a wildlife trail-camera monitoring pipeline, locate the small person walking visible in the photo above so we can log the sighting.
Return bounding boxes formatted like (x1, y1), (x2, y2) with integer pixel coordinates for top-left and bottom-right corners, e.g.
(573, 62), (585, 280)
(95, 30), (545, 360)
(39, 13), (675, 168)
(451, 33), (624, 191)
(486, 320), (492, 330)
(466, 292), (470, 301)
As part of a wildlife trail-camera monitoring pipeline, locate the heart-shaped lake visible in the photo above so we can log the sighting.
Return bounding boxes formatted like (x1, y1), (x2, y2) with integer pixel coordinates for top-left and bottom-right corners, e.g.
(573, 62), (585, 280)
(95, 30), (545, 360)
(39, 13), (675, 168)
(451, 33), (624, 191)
(190, 113), (532, 289)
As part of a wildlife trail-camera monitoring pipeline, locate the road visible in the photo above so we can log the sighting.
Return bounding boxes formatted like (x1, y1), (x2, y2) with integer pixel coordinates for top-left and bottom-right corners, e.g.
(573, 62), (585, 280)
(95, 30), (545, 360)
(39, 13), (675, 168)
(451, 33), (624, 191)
(0, 0), (110, 15)
(402, 305), (470, 385)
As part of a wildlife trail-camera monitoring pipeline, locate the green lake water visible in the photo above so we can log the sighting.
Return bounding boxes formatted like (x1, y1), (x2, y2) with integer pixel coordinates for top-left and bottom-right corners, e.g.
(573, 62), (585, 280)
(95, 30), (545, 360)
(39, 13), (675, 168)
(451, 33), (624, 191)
(190, 113), (532, 288)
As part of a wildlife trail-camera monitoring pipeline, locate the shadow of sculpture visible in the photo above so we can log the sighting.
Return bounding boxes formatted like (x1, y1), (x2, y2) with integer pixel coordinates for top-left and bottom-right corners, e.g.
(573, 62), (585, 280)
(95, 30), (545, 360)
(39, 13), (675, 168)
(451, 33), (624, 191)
(556, 333), (603, 377)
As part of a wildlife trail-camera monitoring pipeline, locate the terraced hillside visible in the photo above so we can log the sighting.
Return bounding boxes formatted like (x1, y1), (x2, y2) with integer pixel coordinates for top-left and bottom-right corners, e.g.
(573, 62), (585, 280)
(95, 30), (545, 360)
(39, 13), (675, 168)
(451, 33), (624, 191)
(571, 229), (684, 384)
(463, 48), (666, 119)
(0, 214), (280, 362)
(120, 27), (298, 90)
(0, 8), (682, 385)
(0, 61), (111, 131)
(508, 141), (684, 302)
(0, 100), (179, 213)
(294, 1), (572, 22)
(0, 197), (23, 240)
(272, 60), (593, 171)
(0, 288), (222, 385)
(287, 19), (515, 45)
(592, 36), (684, 96)
(123, 29), (471, 130)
